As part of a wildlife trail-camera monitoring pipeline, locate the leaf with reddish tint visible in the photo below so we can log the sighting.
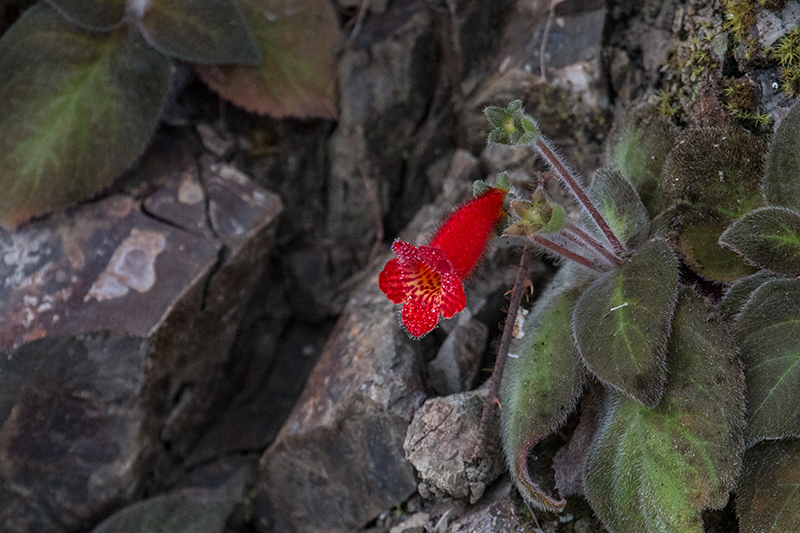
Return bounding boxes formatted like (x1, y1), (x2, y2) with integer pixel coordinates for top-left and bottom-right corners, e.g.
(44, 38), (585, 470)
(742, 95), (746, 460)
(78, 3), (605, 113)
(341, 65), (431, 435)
(719, 270), (780, 322)
(606, 103), (678, 218)
(501, 264), (588, 512)
(0, 3), (170, 229)
(764, 102), (800, 211)
(584, 287), (745, 533)
(196, 0), (340, 118)
(720, 206), (800, 276)
(737, 439), (800, 533)
(573, 239), (679, 408)
(136, 0), (260, 65)
(47, 0), (125, 30)
(663, 126), (766, 281)
(735, 278), (800, 444)
(587, 167), (649, 245)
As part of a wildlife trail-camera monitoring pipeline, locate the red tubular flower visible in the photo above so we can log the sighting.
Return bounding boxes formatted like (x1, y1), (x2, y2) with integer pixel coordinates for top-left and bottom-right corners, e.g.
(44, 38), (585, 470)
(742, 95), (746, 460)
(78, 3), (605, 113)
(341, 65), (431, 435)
(379, 187), (507, 338)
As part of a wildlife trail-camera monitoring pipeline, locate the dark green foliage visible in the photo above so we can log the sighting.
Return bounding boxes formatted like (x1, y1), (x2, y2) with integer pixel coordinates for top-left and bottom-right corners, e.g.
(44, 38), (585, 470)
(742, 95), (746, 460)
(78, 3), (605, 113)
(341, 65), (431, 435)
(720, 206), (800, 275)
(606, 104), (678, 218)
(764, 102), (800, 211)
(663, 126), (766, 281)
(501, 265), (588, 512)
(584, 287), (745, 533)
(587, 168), (649, 245)
(137, 0), (261, 65)
(573, 239), (678, 407)
(48, 0), (125, 30)
(719, 270), (780, 321)
(737, 439), (800, 533)
(734, 278), (800, 444)
(0, 2), (170, 228)
(0, 0), (339, 227)
(489, 97), (800, 533)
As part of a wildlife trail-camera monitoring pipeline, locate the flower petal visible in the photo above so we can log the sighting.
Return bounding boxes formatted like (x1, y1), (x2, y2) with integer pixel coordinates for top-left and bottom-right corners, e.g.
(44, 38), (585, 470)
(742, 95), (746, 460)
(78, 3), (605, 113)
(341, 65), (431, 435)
(401, 296), (441, 338)
(439, 270), (466, 318)
(378, 258), (407, 303)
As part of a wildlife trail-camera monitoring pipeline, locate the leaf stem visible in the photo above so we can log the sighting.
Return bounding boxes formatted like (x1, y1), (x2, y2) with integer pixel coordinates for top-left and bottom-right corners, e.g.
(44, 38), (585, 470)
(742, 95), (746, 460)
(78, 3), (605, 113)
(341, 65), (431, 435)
(563, 224), (621, 267)
(531, 235), (600, 271)
(477, 240), (534, 454)
(534, 137), (625, 253)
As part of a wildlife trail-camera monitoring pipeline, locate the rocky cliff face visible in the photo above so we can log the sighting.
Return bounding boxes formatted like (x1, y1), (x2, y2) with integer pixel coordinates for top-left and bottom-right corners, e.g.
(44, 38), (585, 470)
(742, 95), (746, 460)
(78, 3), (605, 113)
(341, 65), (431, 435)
(0, 0), (794, 531)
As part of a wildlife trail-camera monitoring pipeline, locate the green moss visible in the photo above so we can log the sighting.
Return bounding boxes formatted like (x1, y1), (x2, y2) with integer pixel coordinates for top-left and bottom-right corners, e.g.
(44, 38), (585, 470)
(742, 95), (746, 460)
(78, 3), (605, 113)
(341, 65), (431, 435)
(721, 0), (757, 45)
(656, 90), (681, 119)
(721, 78), (773, 131)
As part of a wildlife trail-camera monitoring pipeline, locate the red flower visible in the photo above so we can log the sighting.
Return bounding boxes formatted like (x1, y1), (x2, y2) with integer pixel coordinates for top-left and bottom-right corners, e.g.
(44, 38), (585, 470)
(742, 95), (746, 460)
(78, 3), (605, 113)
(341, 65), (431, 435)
(379, 187), (507, 338)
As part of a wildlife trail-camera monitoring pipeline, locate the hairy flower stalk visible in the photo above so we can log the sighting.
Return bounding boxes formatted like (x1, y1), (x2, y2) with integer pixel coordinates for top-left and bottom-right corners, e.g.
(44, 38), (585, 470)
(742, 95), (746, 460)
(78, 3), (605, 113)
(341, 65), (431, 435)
(379, 187), (507, 338)
(533, 138), (626, 254)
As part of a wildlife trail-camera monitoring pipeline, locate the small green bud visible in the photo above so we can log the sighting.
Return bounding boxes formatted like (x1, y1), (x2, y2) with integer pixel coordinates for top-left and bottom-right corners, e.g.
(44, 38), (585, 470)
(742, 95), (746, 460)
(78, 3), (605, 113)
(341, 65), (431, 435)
(473, 180), (490, 196)
(504, 188), (566, 237)
(496, 172), (510, 191)
(484, 100), (539, 146)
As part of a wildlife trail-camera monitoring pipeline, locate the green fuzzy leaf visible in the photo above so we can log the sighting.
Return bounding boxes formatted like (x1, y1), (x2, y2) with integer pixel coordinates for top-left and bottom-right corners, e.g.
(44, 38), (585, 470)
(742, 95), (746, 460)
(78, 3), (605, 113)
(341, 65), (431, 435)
(606, 103), (678, 218)
(735, 278), (800, 444)
(588, 168), (649, 245)
(91, 490), (235, 533)
(195, 0), (340, 118)
(720, 206), (800, 275)
(720, 270), (780, 322)
(764, 103), (800, 211)
(0, 3), (170, 229)
(48, 0), (125, 30)
(573, 239), (679, 407)
(663, 126), (766, 281)
(584, 287), (745, 533)
(137, 0), (260, 65)
(501, 264), (589, 512)
(737, 439), (800, 533)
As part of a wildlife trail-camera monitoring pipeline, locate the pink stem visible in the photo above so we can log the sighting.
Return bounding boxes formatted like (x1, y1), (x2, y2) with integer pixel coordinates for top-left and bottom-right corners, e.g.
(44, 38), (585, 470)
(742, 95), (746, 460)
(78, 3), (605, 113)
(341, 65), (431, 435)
(564, 225), (621, 267)
(531, 235), (599, 271)
(535, 138), (625, 253)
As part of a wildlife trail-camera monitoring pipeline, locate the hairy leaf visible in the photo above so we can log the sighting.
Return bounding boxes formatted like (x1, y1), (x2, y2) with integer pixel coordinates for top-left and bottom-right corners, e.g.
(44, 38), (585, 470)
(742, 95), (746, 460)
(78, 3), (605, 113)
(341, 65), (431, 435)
(663, 126), (766, 281)
(0, 3), (170, 229)
(606, 103), (678, 218)
(501, 277), (585, 512)
(735, 278), (800, 444)
(573, 239), (679, 407)
(720, 206), (800, 275)
(136, 0), (260, 65)
(47, 0), (125, 30)
(720, 270), (780, 322)
(91, 490), (235, 533)
(764, 102), (800, 211)
(584, 287), (745, 533)
(196, 0), (340, 118)
(737, 439), (800, 533)
(588, 168), (649, 245)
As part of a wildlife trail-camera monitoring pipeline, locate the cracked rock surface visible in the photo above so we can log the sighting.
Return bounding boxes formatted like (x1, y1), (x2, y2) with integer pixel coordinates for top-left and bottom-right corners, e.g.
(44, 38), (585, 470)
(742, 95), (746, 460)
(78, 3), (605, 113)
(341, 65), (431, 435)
(0, 131), (281, 532)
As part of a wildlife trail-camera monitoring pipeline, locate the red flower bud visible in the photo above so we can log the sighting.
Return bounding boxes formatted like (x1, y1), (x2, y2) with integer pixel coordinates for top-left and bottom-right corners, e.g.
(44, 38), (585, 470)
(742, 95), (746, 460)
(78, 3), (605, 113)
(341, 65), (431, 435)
(378, 187), (507, 338)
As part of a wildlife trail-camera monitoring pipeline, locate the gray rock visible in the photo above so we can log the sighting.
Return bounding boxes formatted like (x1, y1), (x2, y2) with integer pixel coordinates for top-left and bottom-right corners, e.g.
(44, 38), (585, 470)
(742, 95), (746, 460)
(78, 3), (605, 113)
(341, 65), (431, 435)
(389, 512), (430, 533)
(428, 312), (488, 395)
(0, 135), (282, 532)
(328, 0), (438, 248)
(443, 478), (529, 532)
(404, 389), (505, 505)
(254, 257), (426, 533)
